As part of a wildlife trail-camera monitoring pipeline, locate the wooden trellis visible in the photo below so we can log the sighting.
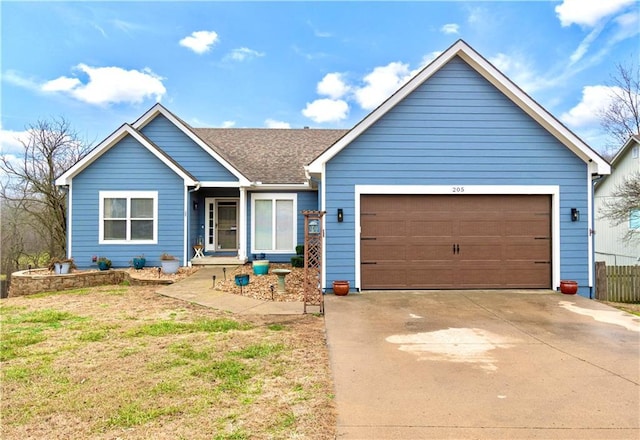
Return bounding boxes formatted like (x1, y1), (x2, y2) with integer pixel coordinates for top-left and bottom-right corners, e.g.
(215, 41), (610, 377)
(303, 210), (325, 314)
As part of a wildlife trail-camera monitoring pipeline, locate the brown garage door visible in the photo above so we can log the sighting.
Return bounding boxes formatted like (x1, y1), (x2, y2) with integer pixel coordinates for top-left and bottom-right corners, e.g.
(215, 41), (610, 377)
(360, 194), (551, 289)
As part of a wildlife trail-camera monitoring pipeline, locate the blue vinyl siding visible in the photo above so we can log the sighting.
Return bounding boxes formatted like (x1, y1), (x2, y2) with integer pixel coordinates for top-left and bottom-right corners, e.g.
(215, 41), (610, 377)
(141, 115), (238, 182)
(324, 56), (590, 294)
(245, 191), (318, 262)
(71, 134), (185, 268)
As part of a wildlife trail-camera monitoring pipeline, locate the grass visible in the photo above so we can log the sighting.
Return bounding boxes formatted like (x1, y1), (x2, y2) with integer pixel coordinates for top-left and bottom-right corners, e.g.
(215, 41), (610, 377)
(0, 286), (334, 439)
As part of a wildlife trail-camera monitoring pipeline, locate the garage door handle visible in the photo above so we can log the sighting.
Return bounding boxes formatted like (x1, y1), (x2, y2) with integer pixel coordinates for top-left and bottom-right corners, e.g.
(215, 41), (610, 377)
(361, 261), (377, 265)
(534, 261), (551, 264)
(453, 244), (460, 254)
(361, 237), (377, 241)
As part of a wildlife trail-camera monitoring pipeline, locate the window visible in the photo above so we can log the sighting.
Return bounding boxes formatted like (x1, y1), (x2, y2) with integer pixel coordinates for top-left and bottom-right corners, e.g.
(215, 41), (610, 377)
(99, 191), (157, 244)
(251, 193), (297, 253)
(633, 146), (639, 159)
(630, 209), (640, 230)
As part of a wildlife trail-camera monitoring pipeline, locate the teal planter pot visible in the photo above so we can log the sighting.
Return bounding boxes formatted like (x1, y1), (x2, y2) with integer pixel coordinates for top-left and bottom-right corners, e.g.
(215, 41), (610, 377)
(132, 257), (145, 270)
(252, 260), (270, 276)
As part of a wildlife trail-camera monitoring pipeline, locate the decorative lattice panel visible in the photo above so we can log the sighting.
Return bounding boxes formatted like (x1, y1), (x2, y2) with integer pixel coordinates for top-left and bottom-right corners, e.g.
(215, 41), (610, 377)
(303, 211), (325, 314)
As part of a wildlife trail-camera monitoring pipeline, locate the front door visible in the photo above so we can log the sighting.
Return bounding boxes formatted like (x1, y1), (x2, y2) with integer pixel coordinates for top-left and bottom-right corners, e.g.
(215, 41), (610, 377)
(205, 198), (239, 252)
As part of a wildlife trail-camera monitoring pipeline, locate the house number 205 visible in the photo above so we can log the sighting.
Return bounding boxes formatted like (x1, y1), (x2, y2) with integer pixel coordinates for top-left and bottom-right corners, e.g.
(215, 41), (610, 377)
(452, 186), (465, 193)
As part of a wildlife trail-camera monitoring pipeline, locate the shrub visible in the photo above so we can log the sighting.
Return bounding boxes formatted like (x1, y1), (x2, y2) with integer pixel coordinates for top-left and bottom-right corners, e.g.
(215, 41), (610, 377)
(291, 256), (304, 268)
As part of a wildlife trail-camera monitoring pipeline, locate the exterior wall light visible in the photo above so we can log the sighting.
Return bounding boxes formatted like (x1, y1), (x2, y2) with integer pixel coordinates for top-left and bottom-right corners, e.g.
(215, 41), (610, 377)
(337, 208), (344, 222)
(571, 208), (580, 222)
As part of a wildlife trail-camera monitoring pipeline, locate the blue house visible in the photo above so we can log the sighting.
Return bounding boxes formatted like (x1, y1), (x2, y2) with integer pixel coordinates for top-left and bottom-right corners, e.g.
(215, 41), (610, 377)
(56, 40), (610, 296)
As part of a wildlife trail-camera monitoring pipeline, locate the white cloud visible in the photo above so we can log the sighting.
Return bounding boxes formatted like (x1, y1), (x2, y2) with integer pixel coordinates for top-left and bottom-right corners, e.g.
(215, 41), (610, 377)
(489, 52), (551, 93)
(264, 119), (291, 129)
(41, 76), (82, 92)
(3, 70), (38, 89)
(302, 99), (349, 124)
(179, 30), (219, 54)
(441, 23), (459, 35)
(569, 25), (605, 65)
(555, 0), (635, 27)
(317, 73), (350, 99)
(560, 85), (619, 127)
(41, 64), (166, 106)
(0, 127), (29, 155)
(226, 47), (265, 62)
(222, 121), (236, 128)
(354, 62), (412, 110)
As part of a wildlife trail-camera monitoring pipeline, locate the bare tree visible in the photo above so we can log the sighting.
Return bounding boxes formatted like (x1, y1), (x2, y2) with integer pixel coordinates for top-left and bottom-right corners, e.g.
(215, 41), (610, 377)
(0, 117), (91, 261)
(599, 171), (640, 243)
(599, 61), (640, 149)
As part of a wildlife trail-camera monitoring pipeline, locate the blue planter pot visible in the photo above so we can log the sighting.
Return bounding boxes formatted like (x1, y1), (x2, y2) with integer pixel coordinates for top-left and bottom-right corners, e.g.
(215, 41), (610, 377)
(132, 258), (145, 270)
(235, 274), (250, 286)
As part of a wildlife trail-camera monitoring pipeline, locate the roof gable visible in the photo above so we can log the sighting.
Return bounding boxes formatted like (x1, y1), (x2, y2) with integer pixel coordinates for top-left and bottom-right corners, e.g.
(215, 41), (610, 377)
(307, 39), (611, 176)
(132, 104), (250, 185)
(55, 123), (196, 185)
(610, 134), (640, 167)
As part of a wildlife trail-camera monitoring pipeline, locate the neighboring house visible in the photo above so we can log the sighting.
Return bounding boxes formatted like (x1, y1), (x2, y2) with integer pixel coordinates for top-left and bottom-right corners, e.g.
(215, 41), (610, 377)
(594, 135), (640, 265)
(56, 40), (610, 297)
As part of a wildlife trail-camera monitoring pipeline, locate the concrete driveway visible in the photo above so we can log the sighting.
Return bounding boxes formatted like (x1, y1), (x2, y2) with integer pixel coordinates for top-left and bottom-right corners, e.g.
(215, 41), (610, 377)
(324, 290), (640, 439)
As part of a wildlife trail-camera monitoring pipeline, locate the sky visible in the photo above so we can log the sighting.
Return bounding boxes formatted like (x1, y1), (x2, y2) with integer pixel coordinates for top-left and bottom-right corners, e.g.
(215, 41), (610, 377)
(1, 0), (638, 160)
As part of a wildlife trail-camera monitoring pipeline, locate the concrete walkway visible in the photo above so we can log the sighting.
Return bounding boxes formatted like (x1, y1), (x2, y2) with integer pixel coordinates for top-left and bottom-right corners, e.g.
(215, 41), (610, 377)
(156, 266), (304, 314)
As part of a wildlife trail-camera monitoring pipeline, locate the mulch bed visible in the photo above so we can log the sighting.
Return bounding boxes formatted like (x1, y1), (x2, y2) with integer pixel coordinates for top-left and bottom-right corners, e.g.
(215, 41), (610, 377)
(216, 263), (306, 302)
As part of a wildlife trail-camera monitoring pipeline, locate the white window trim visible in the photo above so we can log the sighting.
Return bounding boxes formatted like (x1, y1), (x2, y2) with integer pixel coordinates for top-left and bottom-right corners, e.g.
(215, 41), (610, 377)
(250, 193), (297, 254)
(99, 191), (158, 244)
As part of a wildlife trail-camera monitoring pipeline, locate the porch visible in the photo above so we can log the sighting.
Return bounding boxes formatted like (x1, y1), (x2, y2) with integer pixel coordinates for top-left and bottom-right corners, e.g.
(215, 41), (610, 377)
(190, 256), (247, 266)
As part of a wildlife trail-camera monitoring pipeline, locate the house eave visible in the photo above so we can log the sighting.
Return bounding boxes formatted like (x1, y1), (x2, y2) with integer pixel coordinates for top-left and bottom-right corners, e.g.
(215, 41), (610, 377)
(55, 124), (198, 186)
(307, 39), (611, 177)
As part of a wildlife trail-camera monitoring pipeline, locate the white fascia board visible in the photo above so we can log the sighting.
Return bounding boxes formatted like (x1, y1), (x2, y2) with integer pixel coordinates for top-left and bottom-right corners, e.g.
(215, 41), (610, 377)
(456, 48), (611, 176)
(610, 135), (639, 166)
(55, 124), (197, 186)
(55, 124), (129, 185)
(246, 183), (313, 191)
(132, 103), (251, 186)
(307, 41), (468, 174)
(307, 40), (611, 176)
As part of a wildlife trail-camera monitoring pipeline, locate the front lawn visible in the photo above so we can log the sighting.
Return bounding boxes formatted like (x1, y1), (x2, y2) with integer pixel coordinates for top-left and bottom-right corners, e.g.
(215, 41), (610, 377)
(0, 285), (334, 439)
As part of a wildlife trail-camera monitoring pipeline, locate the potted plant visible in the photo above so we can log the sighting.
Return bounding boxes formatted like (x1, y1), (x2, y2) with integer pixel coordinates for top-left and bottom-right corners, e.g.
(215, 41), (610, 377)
(160, 253), (180, 274)
(332, 280), (350, 296)
(560, 280), (578, 295)
(48, 257), (75, 275)
(97, 257), (112, 271)
(131, 255), (146, 270)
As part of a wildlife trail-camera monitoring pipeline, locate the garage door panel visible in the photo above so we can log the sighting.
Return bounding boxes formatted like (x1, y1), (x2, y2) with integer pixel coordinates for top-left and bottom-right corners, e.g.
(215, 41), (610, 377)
(362, 266), (456, 289)
(360, 194), (552, 289)
(362, 220), (406, 237)
(408, 220), (454, 237)
(361, 244), (406, 261)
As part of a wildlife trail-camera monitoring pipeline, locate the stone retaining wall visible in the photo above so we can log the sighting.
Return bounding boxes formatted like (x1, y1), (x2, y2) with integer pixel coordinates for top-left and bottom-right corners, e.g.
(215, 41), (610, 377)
(8, 269), (173, 297)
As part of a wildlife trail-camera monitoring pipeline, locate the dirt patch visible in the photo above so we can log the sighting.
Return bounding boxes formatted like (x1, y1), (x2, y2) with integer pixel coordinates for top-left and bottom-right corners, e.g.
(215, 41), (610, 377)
(0, 285), (334, 439)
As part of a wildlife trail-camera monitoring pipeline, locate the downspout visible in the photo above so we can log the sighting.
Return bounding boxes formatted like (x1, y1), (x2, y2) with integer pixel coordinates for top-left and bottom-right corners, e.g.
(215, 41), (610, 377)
(590, 174), (605, 299)
(187, 183), (201, 265)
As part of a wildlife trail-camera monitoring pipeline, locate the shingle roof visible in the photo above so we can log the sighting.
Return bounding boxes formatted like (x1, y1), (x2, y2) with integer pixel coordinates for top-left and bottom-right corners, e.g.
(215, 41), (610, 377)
(192, 128), (348, 184)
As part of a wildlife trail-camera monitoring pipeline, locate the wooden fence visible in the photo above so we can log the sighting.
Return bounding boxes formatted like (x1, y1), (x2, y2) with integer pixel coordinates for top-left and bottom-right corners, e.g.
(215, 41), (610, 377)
(595, 262), (640, 303)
